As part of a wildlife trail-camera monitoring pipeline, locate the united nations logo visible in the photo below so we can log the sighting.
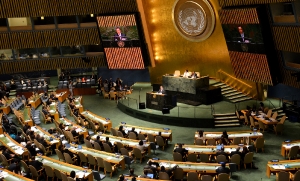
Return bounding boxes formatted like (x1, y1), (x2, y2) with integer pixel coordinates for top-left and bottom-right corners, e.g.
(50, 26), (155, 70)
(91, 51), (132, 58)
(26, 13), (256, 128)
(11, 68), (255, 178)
(117, 41), (125, 48)
(173, 0), (215, 42)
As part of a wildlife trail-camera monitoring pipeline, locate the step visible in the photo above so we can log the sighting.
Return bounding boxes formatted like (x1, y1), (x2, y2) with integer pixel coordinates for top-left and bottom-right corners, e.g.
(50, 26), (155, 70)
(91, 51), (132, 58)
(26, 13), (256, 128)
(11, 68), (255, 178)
(214, 116), (238, 120)
(213, 83), (226, 87)
(215, 123), (241, 127)
(231, 97), (252, 103)
(222, 87), (234, 91)
(214, 119), (240, 124)
(222, 90), (237, 95)
(272, 107), (282, 111)
(226, 94), (248, 100)
(220, 85), (229, 88)
(213, 113), (236, 117)
(225, 92), (242, 97)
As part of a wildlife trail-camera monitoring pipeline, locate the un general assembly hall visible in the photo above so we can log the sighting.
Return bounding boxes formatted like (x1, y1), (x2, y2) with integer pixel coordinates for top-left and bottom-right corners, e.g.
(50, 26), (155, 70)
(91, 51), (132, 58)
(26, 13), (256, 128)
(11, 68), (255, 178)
(1, 0), (300, 181)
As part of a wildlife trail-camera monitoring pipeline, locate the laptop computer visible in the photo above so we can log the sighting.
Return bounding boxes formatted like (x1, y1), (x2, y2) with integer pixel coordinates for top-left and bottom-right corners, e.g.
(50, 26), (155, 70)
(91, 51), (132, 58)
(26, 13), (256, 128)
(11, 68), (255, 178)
(65, 144), (71, 149)
(216, 145), (222, 150)
(78, 145), (82, 150)
(147, 173), (154, 179)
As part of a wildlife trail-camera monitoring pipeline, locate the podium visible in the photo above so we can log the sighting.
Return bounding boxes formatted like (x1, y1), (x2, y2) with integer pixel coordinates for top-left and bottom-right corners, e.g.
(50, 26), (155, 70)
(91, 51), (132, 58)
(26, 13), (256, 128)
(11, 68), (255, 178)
(146, 92), (176, 111)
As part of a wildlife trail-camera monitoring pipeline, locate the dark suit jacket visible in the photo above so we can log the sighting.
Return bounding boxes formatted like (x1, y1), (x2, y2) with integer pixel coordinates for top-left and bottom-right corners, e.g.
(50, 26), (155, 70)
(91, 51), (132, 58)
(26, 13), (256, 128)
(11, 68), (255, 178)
(71, 130), (79, 137)
(174, 147), (188, 157)
(114, 33), (126, 41)
(26, 144), (37, 156)
(157, 89), (166, 94)
(230, 151), (242, 157)
(216, 166), (230, 174)
(29, 160), (43, 171)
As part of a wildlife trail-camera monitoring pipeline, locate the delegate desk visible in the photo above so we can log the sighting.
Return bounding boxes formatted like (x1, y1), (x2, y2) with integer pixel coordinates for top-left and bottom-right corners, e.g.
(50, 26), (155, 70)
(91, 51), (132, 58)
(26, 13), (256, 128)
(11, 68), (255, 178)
(74, 96), (84, 113)
(36, 156), (93, 181)
(56, 117), (88, 138)
(266, 159), (300, 178)
(0, 134), (29, 158)
(68, 144), (125, 169)
(28, 94), (42, 109)
(251, 112), (278, 125)
(19, 107), (33, 126)
(146, 92), (176, 110)
(162, 75), (209, 94)
(176, 144), (249, 155)
(194, 131), (263, 142)
(149, 159), (228, 174)
(125, 177), (167, 181)
(31, 126), (60, 149)
(56, 91), (68, 102)
(91, 134), (151, 155)
(49, 102), (59, 121)
(0, 98), (16, 114)
(81, 111), (112, 131)
(0, 169), (34, 181)
(281, 140), (300, 157)
(118, 124), (172, 141)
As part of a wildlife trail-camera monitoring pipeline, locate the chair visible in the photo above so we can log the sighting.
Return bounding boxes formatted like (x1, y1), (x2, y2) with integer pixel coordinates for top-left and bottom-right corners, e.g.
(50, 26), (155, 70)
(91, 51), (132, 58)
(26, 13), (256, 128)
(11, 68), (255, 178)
(98, 122), (107, 133)
(39, 143), (52, 155)
(128, 132), (137, 139)
(199, 154), (210, 163)
(0, 154), (10, 167)
(217, 173), (229, 181)
(232, 137), (242, 145)
(103, 143), (113, 153)
(291, 170), (300, 181)
(44, 165), (55, 181)
(288, 146), (299, 160)
(207, 139), (216, 145)
(20, 160), (30, 177)
(173, 167), (184, 180)
(229, 163), (237, 176)
(159, 172), (170, 180)
(244, 115), (249, 125)
(273, 123), (284, 135)
(243, 152), (254, 169)
(187, 153), (197, 162)
(156, 136), (166, 150)
(272, 112), (278, 119)
(230, 154), (241, 170)
(117, 131), (124, 138)
(84, 139), (93, 148)
(111, 128), (118, 136)
(78, 152), (88, 166)
(250, 117), (259, 129)
(254, 137), (265, 152)
(216, 155), (227, 163)
(93, 170), (103, 181)
(174, 70), (180, 76)
(201, 175), (213, 181)
(94, 142), (102, 151)
(55, 149), (65, 162)
(103, 91), (109, 99)
(187, 172), (199, 181)
(87, 154), (97, 170)
(103, 160), (117, 178)
(172, 152), (183, 162)
(96, 157), (105, 171)
(42, 112), (52, 124)
(195, 138), (205, 145)
(147, 134), (155, 143)
(29, 165), (42, 181)
(276, 171), (290, 181)
(236, 110), (245, 123)
(54, 169), (63, 181)
(64, 152), (77, 165)
(258, 121), (268, 133)
(133, 148), (145, 163)
(279, 115), (287, 124)
(267, 109), (272, 117)
(138, 133), (146, 140)
(61, 172), (68, 181)
(109, 92), (116, 100)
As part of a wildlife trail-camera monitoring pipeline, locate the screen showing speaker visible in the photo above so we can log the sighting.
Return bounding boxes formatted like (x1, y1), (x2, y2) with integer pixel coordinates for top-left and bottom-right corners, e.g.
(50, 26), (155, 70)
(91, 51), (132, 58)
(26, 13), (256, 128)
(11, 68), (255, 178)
(97, 14), (145, 69)
(222, 24), (265, 54)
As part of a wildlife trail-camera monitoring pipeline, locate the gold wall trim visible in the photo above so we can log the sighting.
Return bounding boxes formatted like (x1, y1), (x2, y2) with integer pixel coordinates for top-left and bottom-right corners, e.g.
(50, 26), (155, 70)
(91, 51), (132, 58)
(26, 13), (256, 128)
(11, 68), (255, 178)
(218, 0), (295, 8)
(273, 26), (300, 53)
(219, 8), (259, 24)
(0, 56), (106, 74)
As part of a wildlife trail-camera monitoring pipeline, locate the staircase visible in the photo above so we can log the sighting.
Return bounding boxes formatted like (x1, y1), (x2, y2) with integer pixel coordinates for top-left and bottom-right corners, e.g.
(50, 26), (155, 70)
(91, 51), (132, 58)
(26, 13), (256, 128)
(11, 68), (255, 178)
(272, 107), (288, 121)
(211, 82), (252, 103)
(213, 113), (241, 127)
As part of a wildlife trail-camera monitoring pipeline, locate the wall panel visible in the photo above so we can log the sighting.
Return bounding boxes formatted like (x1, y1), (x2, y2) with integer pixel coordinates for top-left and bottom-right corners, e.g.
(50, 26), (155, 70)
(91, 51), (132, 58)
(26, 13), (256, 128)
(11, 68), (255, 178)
(218, 0), (295, 8)
(273, 26), (300, 53)
(219, 8), (259, 24)
(0, 33), (11, 49)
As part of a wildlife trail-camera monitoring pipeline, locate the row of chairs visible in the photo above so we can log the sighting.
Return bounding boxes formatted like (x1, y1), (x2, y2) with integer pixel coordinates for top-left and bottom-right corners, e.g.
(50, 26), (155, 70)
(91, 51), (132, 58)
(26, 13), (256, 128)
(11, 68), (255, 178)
(30, 107), (41, 125)
(57, 101), (67, 117)
(9, 96), (25, 110)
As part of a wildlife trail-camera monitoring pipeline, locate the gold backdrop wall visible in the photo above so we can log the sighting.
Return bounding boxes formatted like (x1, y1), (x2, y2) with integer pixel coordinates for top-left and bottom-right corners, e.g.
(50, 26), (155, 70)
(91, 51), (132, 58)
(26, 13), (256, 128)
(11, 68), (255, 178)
(140, 0), (234, 84)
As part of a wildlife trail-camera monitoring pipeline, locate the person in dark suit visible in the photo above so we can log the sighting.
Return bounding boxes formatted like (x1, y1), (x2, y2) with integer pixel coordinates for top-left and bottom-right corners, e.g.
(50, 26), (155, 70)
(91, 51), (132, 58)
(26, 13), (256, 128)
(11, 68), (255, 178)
(28, 156), (43, 171)
(105, 137), (113, 148)
(114, 27), (126, 41)
(157, 86), (166, 94)
(216, 147), (228, 161)
(26, 141), (37, 156)
(159, 166), (172, 178)
(230, 147), (242, 157)
(235, 26), (251, 43)
(130, 127), (138, 137)
(173, 144), (188, 158)
(216, 162), (230, 174)
(95, 136), (103, 148)
(128, 168), (138, 177)
(118, 125), (127, 137)
(71, 127), (84, 143)
(7, 159), (20, 173)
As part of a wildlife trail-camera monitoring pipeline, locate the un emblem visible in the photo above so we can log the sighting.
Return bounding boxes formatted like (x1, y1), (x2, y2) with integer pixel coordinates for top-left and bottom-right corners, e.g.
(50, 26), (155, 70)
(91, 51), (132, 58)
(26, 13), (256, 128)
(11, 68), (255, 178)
(117, 41), (125, 48)
(173, 0), (215, 42)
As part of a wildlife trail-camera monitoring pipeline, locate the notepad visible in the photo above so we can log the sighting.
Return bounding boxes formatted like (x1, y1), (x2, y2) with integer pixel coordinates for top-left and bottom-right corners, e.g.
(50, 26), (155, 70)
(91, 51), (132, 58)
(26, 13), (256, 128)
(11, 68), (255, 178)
(272, 165), (285, 169)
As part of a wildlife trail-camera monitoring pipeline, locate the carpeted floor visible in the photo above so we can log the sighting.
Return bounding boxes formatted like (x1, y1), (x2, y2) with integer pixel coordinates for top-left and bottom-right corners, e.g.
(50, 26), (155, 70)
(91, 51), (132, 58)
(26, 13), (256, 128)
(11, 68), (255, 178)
(10, 77), (300, 181)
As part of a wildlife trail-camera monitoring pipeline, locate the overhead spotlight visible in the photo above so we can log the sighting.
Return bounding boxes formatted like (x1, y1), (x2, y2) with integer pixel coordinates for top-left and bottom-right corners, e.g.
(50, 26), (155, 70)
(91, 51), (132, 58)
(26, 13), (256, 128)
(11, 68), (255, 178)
(41, 16), (44, 20)
(90, 14), (94, 17)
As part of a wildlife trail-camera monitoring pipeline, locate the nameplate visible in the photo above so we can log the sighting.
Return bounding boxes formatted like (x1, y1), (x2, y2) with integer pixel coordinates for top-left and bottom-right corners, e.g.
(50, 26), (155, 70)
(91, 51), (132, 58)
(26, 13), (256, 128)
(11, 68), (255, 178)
(151, 101), (158, 105)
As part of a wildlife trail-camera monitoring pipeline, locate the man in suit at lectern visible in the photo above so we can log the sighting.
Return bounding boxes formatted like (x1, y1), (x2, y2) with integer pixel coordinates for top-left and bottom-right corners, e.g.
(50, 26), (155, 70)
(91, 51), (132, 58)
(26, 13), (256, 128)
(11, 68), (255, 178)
(157, 86), (165, 94)
(114, 27), (127, 41)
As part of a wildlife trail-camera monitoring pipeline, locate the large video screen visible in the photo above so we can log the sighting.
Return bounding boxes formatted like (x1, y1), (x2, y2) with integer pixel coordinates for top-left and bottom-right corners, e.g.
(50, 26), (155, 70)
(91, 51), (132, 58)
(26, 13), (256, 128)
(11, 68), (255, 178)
(222, 24), (265, 54)
(97, 14), (145, 69)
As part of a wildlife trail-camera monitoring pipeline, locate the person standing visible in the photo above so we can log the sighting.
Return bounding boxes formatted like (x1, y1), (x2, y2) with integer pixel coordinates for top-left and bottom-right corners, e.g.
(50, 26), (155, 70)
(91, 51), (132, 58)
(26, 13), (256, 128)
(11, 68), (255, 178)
(68, 80), (74, 97)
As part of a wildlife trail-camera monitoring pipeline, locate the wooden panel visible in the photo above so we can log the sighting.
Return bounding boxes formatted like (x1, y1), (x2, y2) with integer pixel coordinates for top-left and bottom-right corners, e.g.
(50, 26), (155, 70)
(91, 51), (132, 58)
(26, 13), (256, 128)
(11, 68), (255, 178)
(10, 31), (35, 49)
(219, 8), (259, 24)
(0, 33), (11, 49)
(0, 55), (106, 74)
(273, 26), (300, 53)
(229, 51), (273, 85)
(218, 0), (295, 8)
